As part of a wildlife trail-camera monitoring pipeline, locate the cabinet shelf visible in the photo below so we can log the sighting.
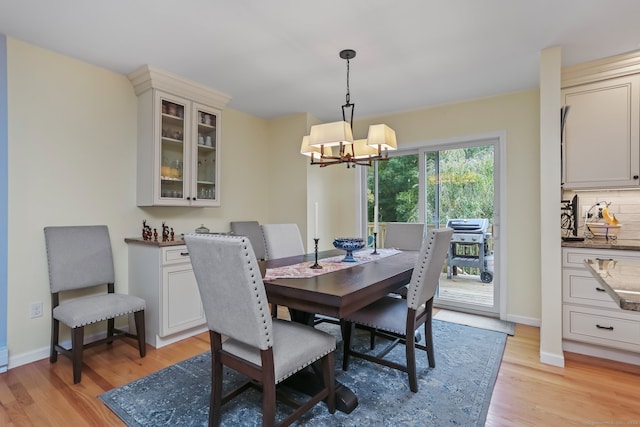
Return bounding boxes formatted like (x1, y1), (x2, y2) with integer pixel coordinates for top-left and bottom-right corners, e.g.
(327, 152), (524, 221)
(161, 177), (183, 182)
(197, 144), (215, 150)
(162, 113), (184, 122)
(162, 137), (184, 145)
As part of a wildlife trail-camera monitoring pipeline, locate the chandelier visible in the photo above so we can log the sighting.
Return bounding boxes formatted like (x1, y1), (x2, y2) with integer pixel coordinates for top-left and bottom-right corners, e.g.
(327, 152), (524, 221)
(300, 49), (397, 168)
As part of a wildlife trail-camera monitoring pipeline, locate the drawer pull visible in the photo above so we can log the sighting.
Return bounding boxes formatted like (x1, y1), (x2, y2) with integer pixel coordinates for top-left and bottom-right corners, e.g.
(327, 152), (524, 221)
(595, 258), (614, 261)
(595, 287), (606, 292)
(595, 324), (614, 331)
(180, 252), (190, 256)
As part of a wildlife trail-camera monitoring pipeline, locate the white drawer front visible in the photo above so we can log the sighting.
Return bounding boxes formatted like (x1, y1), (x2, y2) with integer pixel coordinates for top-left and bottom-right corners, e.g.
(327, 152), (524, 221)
(562, 269), (618, 309)
(162, 246), (191, 265)
(562, 247), (640, 269)
(563, 305), (640, 352)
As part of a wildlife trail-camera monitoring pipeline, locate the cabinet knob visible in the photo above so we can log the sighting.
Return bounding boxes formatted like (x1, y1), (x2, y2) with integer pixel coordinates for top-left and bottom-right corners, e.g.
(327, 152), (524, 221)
(180, 252), (189, 256)
(634, 175), (639, 180)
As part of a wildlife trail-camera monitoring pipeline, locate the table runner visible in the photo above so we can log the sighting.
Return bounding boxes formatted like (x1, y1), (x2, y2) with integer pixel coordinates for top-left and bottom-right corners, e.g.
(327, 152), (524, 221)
(263, 248), (402, 280)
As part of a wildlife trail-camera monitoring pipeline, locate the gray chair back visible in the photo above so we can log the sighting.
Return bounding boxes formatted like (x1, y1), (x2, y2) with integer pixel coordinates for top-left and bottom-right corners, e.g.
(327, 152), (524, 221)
(44, 225), (115, 293)
(384, 222), (426, 250)
(406, 228), (453, 310)
(185, 234), (274, 350)
(230, 221), (266, 260)
(261, 223), (305, 259)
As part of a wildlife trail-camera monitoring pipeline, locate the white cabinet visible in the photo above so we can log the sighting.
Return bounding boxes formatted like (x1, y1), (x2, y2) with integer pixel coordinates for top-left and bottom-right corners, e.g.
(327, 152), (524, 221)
(561, 74), (640, 189)
(128, 65), (231, 207)
(562, 247), (640, 358)
(127, 240), (207, 348)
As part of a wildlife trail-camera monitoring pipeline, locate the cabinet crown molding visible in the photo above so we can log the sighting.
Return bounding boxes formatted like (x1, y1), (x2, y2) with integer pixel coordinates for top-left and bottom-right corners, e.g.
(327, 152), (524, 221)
(562, 50), (640, 88)
(128, 65), (231, 110)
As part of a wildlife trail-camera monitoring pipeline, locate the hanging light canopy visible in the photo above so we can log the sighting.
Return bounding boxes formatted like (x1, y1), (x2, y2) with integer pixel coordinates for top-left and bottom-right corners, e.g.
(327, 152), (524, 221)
(300, 49), (397, 168)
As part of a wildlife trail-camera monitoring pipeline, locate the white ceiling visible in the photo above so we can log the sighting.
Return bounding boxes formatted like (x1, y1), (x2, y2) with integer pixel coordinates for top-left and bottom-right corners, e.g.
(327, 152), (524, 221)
(2, 0), (640, 122)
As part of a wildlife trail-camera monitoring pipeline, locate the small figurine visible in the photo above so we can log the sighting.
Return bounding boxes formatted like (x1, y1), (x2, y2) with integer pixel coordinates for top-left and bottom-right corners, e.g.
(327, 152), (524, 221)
(162, 222), (169, 242)
(142, 220), (152, 241)
(153, 228), (158, 242)
(170, 228), (175, 241)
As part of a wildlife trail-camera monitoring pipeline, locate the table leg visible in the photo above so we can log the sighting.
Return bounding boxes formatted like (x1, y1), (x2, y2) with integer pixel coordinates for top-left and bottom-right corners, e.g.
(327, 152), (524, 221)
(286, 309), (359, 414)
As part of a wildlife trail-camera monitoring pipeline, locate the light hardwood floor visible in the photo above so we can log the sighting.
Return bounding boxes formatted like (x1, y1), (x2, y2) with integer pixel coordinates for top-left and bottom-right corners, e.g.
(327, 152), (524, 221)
(1, 318), (638, 426)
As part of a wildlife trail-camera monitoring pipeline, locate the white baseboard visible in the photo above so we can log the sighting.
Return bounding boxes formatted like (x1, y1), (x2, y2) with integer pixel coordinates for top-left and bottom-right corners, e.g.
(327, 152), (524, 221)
(0, 346), (8, 373)
(563, 340), (640, 365)
(540, 350), (565, 367)
(9, 345), (50, 369)
(8, 326), (132, 370)
(505, 313), (540, 327)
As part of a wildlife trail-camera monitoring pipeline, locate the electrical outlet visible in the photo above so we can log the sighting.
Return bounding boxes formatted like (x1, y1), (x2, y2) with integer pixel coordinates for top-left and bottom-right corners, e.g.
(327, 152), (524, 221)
(29, 302), (43, 319)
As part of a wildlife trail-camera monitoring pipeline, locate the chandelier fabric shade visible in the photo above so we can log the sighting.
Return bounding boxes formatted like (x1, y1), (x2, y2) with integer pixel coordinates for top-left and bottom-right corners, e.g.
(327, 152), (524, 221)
(367, 124), (397, 152)
(300, 49), (397, 168)
(299, 135), (322, 157)
(308, 121), (353, 147)
(352, 139), (380, 159)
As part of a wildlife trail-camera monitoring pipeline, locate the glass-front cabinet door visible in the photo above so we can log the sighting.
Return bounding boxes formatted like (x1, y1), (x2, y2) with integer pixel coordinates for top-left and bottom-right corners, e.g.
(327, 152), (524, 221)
(152, 93), (220, 207)
(159, 95), (189, 204)
(191, 103), (220, 206)
(129, 65), (229, 207)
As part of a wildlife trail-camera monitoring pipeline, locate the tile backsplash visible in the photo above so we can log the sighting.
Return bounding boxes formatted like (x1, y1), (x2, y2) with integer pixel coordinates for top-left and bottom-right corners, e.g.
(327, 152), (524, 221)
(562, 189), (640, 240)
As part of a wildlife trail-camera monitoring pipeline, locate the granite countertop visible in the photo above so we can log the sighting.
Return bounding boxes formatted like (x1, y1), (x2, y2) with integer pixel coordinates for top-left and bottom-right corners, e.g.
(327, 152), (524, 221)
(561, 238), (640, 251)
(584, 259), (640, 311)
(124, 237), (186, 247)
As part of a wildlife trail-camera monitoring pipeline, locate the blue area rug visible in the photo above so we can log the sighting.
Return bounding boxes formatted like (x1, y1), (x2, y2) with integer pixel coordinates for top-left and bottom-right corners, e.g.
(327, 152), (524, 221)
(100, 319), (507, 426)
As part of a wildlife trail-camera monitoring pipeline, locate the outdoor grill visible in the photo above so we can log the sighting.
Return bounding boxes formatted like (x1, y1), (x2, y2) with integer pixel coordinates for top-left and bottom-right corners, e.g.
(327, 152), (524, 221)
(446, 218), (494, 283)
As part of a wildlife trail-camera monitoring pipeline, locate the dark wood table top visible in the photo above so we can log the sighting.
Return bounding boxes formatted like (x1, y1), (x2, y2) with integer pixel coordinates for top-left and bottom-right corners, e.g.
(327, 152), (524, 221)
(260, 249), (418, 318)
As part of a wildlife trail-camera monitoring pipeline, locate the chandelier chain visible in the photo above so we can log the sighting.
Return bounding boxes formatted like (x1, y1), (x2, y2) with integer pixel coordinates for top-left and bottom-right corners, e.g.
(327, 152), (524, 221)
(345, 55), (351, 106)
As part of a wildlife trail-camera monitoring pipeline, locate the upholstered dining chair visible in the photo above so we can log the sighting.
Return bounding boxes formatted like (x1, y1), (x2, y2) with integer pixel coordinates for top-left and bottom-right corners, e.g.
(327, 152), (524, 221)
(261, 223), (306, 318)
(184, 233), (336, 427)
(230, 220), (267, 261)
(384, 222), (426, 300)
(384, 222), (426, 250)
(341, 227), (453, 392)
(44, 225), (146, 384)
(261, 223), (305, 260)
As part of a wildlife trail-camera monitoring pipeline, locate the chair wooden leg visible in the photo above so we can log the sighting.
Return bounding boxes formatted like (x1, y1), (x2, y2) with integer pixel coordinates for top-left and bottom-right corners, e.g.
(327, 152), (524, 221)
(71, 326), (84, 384)
(425, 301), (436, 368)
(406, 334), (418, 392)
(50, 318), (59, 363)
(322, 352), (336, 414)
(106, 318), (115, 345)
(210, 331), (223, 427)
(134, 310), (146, 357)
(260, 349), (276, 427)
(342, 321), (354, 371)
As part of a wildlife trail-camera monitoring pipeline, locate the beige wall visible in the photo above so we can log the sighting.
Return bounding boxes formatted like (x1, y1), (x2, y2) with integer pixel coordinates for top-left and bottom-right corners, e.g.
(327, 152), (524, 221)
(6, 39), (272, 362)
(353, 90), (542, 323)
(5, 36), (543, 366)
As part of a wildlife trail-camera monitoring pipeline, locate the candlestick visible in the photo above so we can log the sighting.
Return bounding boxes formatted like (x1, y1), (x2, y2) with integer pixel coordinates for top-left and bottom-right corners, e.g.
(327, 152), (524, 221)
(310, 238), (322, 269)
(374, 204), (379, 233)
(372, 232), (379, 255)
(314, 202), (319, 239)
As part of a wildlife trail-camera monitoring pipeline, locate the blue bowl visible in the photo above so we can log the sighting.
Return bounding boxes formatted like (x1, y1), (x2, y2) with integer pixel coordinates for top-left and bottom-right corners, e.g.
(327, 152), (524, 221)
(333, 238), (365, 262)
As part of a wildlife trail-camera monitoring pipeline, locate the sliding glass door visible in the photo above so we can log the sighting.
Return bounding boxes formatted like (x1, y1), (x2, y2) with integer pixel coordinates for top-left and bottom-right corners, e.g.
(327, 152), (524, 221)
(366, 139), (500, 316)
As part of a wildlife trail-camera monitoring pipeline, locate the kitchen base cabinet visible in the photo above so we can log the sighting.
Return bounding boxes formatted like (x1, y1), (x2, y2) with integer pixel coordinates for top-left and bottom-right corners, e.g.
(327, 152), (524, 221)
(127, 240), (206, 348)
(562, 247), (640, 364)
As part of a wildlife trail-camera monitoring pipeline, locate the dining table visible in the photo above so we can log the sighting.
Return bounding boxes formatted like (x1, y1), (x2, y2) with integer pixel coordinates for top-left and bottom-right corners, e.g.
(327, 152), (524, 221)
(259, 248), (419, 413)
